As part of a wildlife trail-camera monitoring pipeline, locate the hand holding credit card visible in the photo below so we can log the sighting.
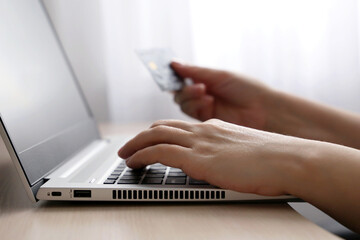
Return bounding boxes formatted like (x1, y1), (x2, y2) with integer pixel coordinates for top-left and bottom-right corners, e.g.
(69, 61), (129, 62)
(136, 48), (184, 91)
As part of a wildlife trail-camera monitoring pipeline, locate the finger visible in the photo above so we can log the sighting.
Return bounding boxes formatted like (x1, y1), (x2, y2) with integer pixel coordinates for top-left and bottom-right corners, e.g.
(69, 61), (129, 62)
(174, 84), (206, 104)
(180, 95), (214, 121)
(150, 119), (194, 132)
(171, 61), (230, 88)
(118, 125), (194, 159)
(126, 144), (191, 169)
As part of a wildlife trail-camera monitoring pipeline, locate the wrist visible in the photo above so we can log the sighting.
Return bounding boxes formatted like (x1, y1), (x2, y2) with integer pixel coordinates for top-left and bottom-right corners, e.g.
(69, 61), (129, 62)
(282, 139), (360, 232)
(263, 89), (292, 133)
(274, 137), (323, 197)
(264, 89), (315, 138)
(279, 139), (345, 199)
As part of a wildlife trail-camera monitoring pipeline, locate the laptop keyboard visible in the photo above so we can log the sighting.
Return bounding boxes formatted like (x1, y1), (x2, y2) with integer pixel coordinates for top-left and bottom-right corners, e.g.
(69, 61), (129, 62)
(103, 162), (209, 186)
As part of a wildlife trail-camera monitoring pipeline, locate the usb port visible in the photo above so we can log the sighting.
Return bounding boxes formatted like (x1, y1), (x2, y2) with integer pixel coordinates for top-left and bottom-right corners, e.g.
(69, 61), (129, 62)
(51, 192), (62, 196)
(74, 190), (91, 198)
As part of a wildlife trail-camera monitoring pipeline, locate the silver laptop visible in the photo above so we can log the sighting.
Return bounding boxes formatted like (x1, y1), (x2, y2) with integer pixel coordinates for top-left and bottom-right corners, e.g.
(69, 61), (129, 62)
(0, 0), (294, 202)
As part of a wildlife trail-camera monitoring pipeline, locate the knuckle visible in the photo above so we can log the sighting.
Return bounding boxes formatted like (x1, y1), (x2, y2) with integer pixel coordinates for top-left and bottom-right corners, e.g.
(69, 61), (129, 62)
(151, 125), (169, 135)
(200, 123), (216, 132)
(204, 118), (221, 124)
(192, 121), (224, 142)
(145, 126), (157, 135)
(193, 141), (213, 155)
(151, 120), (170, 129)
(201, 119), (224, 132)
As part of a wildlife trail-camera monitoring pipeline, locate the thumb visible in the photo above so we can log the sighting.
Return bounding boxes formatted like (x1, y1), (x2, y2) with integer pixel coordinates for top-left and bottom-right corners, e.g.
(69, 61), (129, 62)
(171, 61), (229, 88)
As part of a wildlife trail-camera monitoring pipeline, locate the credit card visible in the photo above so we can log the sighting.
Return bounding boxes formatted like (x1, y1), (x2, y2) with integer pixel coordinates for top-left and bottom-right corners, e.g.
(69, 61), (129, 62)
(136, 48), (184, 91)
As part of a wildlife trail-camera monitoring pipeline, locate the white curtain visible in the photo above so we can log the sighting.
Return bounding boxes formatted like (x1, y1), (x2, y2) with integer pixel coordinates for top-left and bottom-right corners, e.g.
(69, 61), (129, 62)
(44, 0), (360, 123)
(101, 0), (194, 123)
(190, 0), (360, 112)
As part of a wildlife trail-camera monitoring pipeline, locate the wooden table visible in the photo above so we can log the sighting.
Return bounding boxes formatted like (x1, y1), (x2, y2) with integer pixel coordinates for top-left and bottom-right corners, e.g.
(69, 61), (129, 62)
(0, 123), (341, 240)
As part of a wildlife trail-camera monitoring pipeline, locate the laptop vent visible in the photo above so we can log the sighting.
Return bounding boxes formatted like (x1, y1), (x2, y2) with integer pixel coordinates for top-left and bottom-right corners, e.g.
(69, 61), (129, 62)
(112, 190), (225, 200)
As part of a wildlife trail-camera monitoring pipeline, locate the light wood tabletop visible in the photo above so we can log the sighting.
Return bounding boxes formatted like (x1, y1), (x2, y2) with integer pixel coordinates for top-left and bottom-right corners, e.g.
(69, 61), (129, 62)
(0, 123), (341, 240)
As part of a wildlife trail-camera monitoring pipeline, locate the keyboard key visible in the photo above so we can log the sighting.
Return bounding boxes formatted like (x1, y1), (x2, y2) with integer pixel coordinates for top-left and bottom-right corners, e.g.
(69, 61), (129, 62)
(123, 168), (145, 175)
(126, 168), (145, 173)
(142, 178), (163, 184)
(117, 179), (139, 184)
(165, 177), (186, 185)
(116, 165), (126, 170)
(123, 171), (144, 176)
(150, 166), (167, 170)
(189, 178), (209, 185)
(110, 172), (121, 176)
(104, 179), (116, 184)
(168, 172), (186, 177)
(152, 163), (166, 167)
(147, 169), (166, 174)
(113, 169), (123, 173)
(169, 168), (183, 173)
(107, 175), (119, 180)
(145, 173), (165, 178)
(150, 164), (167, 170)
(120, 175), (142, 180)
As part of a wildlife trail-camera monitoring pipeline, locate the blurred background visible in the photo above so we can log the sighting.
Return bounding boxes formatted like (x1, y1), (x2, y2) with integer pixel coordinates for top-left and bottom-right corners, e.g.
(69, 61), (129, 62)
(43, 0), (360, 124)
(6, 0), (357, 237)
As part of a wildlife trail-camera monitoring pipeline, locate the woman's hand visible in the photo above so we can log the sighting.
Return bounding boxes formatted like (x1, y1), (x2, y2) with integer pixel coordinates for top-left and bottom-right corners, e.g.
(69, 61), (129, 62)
(171, 62), (274, 130)
(118, 119), (360, 232)
(171, 62), (360, 150)
(118, 119), (310, 196)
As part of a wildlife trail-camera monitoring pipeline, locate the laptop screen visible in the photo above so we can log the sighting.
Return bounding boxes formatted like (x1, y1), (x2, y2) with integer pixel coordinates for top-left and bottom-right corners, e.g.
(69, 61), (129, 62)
(0, 0), (99, 188)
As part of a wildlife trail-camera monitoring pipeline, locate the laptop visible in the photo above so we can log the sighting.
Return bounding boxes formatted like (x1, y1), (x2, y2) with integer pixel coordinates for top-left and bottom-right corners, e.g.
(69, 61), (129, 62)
(0, 0), (294, 202)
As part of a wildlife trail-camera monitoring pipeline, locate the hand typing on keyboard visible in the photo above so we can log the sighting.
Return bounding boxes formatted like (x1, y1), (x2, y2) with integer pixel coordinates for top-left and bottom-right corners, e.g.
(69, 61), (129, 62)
(118, 119), (307, 196)
(118, 62), (360, 232)
(104, 161), (208, 186)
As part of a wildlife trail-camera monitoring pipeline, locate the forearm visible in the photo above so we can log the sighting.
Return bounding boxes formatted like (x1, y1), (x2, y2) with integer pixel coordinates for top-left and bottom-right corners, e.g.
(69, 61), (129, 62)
(283, 140), (360, 232)
(266, 90), (360, 149)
